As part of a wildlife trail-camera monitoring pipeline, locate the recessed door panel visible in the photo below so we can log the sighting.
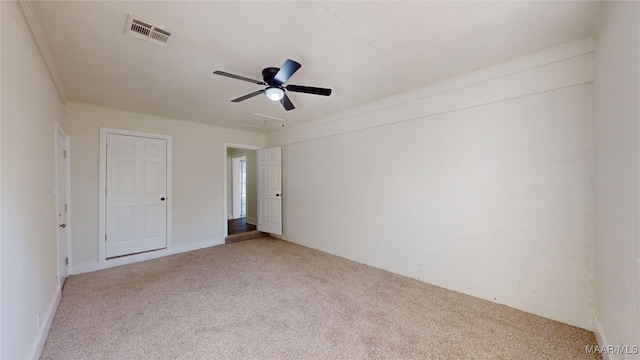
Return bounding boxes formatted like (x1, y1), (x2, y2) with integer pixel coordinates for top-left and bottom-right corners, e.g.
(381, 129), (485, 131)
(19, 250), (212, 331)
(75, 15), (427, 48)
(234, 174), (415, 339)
(270, 166), (279, 191)
(143, 205), (159, 237)
(144, 161), (159, 193)
(118, 142), (135, 155)
(269, 199), (279, 225)
(117, 161), (135, 194)
(260, 167), (268, 191)
(116, 206), (135, 241)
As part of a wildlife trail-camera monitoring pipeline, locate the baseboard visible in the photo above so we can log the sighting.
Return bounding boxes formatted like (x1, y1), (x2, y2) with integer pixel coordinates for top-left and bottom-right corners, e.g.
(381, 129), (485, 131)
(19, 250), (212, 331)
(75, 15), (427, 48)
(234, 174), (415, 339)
(593, 317), (615, 360)
(246, 217), (257, 226)
(70, 238), (224, 275)
(27, 288), (61, 360)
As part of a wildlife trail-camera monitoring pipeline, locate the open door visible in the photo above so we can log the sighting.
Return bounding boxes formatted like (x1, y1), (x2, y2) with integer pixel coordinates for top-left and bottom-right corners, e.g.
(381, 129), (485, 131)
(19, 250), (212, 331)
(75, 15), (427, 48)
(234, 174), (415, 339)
(55, 127), (69, 289)
(257, 146), (282, 235)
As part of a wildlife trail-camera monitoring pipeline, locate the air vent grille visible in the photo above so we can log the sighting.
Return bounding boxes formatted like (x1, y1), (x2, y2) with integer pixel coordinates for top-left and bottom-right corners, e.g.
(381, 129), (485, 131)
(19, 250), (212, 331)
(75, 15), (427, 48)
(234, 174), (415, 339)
(150, 28), (171, 43)
(125, 15), (174, 47)
(131, 19), (152, 37)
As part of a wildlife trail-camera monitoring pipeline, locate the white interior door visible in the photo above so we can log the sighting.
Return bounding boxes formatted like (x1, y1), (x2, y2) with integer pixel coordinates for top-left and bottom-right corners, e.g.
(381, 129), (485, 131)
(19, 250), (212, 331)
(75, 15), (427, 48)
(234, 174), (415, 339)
(56, 129), (69, 288)
(106, 134), (167, 258)
(257, 146), (282, 235)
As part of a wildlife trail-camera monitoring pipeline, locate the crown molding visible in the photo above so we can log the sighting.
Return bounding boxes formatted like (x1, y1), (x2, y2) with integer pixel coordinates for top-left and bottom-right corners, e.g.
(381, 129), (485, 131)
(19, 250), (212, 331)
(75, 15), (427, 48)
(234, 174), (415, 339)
(65, 102), (267, 140)
(18, 0), (68, 102)
(266, 37), (596, 144)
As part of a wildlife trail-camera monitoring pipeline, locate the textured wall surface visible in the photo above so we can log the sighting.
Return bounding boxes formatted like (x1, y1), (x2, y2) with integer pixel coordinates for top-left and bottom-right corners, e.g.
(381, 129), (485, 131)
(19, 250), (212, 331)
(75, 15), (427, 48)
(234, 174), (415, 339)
(1, 2), (66, 358)
(271, 41), (595, 330)
(593, 1), (640, 353)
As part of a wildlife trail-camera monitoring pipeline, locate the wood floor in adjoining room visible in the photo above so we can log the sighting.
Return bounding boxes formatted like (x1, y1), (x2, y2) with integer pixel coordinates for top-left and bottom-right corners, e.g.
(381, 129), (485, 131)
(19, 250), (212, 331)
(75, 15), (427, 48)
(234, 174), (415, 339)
(41, 237), (600, 359)
(228, 217), (256, 235)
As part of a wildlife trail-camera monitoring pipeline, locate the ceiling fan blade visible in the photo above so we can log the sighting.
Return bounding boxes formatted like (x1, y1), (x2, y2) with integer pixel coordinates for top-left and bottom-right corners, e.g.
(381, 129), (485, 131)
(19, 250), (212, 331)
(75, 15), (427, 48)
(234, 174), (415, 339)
(231, 90), (264, 103)
(280, 93), (295, 111)
(213, 71), (266, 85)
(286, 84), (332, 96)
(274, 59), (302, 84)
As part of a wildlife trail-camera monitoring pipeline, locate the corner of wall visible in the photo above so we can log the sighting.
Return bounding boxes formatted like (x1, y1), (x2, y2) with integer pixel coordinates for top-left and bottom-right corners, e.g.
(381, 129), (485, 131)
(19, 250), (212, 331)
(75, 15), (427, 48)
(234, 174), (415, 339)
(593, 0), (640, 352)
(594, 317), (621, 360)
(16, 1), (67, 103)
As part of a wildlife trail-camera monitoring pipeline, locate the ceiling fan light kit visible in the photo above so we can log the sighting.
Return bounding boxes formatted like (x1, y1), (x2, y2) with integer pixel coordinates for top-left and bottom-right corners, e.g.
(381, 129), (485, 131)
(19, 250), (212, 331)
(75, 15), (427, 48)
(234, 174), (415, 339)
(265, 87), (285, 101)
(214, 59), (332, 111)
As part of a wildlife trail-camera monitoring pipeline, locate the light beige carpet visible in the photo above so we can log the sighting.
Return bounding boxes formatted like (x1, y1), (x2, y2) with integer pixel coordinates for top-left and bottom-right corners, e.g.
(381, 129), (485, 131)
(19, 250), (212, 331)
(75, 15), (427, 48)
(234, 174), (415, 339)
(42, 237), (600, 359)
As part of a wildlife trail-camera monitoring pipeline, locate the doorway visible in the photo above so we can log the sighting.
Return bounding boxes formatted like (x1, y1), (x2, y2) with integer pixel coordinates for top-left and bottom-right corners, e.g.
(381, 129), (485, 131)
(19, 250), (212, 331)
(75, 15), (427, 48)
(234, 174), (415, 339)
(224, 144), (260, 237)
(229, 154), (255, 235)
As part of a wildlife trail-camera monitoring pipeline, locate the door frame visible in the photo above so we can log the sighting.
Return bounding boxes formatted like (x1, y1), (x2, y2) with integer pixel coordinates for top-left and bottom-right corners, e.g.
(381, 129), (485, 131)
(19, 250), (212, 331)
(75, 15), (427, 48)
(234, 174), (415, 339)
(54, 123), (71, 289)
(223, 143), (261, 237)
(98, 128), (173, 262)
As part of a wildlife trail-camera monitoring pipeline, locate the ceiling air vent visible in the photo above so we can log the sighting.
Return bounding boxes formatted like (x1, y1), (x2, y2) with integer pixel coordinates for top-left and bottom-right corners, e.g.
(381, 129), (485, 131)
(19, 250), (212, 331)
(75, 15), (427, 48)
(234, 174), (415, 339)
(125, 15), (174, 47)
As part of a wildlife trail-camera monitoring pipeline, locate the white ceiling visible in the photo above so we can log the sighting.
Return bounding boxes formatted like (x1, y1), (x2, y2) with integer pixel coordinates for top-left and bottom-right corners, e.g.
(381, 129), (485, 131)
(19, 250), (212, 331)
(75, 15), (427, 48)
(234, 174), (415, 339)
(31, 1), (602, 133)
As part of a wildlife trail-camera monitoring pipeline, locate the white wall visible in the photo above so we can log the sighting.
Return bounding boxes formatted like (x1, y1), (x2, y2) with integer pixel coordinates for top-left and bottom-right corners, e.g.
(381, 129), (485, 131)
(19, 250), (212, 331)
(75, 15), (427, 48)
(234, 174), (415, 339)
(268, 39), (596, 330)
(65, 103), (265, 272)
(593, 1), (640, 354)
(1, 2), (66, 358)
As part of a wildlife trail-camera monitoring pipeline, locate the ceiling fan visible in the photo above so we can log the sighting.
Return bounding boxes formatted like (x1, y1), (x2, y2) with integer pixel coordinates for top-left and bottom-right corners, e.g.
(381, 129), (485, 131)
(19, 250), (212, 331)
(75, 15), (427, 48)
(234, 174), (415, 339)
(213, 59), (332, 111)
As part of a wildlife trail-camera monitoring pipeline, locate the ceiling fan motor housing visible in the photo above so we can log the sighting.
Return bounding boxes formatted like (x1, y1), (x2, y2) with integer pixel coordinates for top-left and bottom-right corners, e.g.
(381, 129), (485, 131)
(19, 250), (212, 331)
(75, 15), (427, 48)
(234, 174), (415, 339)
(262, 67), (281, 86)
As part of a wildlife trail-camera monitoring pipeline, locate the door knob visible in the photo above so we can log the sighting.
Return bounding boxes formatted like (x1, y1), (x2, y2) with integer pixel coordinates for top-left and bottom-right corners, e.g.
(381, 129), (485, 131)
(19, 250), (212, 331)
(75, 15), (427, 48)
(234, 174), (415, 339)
(161, 197), (165, 201)
(276, 194), (280, 197)
(59, 224), (66, 228)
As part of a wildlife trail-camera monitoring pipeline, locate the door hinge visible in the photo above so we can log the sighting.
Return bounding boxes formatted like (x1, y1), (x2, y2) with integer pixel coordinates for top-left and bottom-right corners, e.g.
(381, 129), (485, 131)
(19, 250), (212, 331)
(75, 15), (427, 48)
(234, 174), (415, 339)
(64, 203), (68, 213)
(65, 257), (68, 266)
(63, 150), (67, 159)
(105, 234), (107, 242)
